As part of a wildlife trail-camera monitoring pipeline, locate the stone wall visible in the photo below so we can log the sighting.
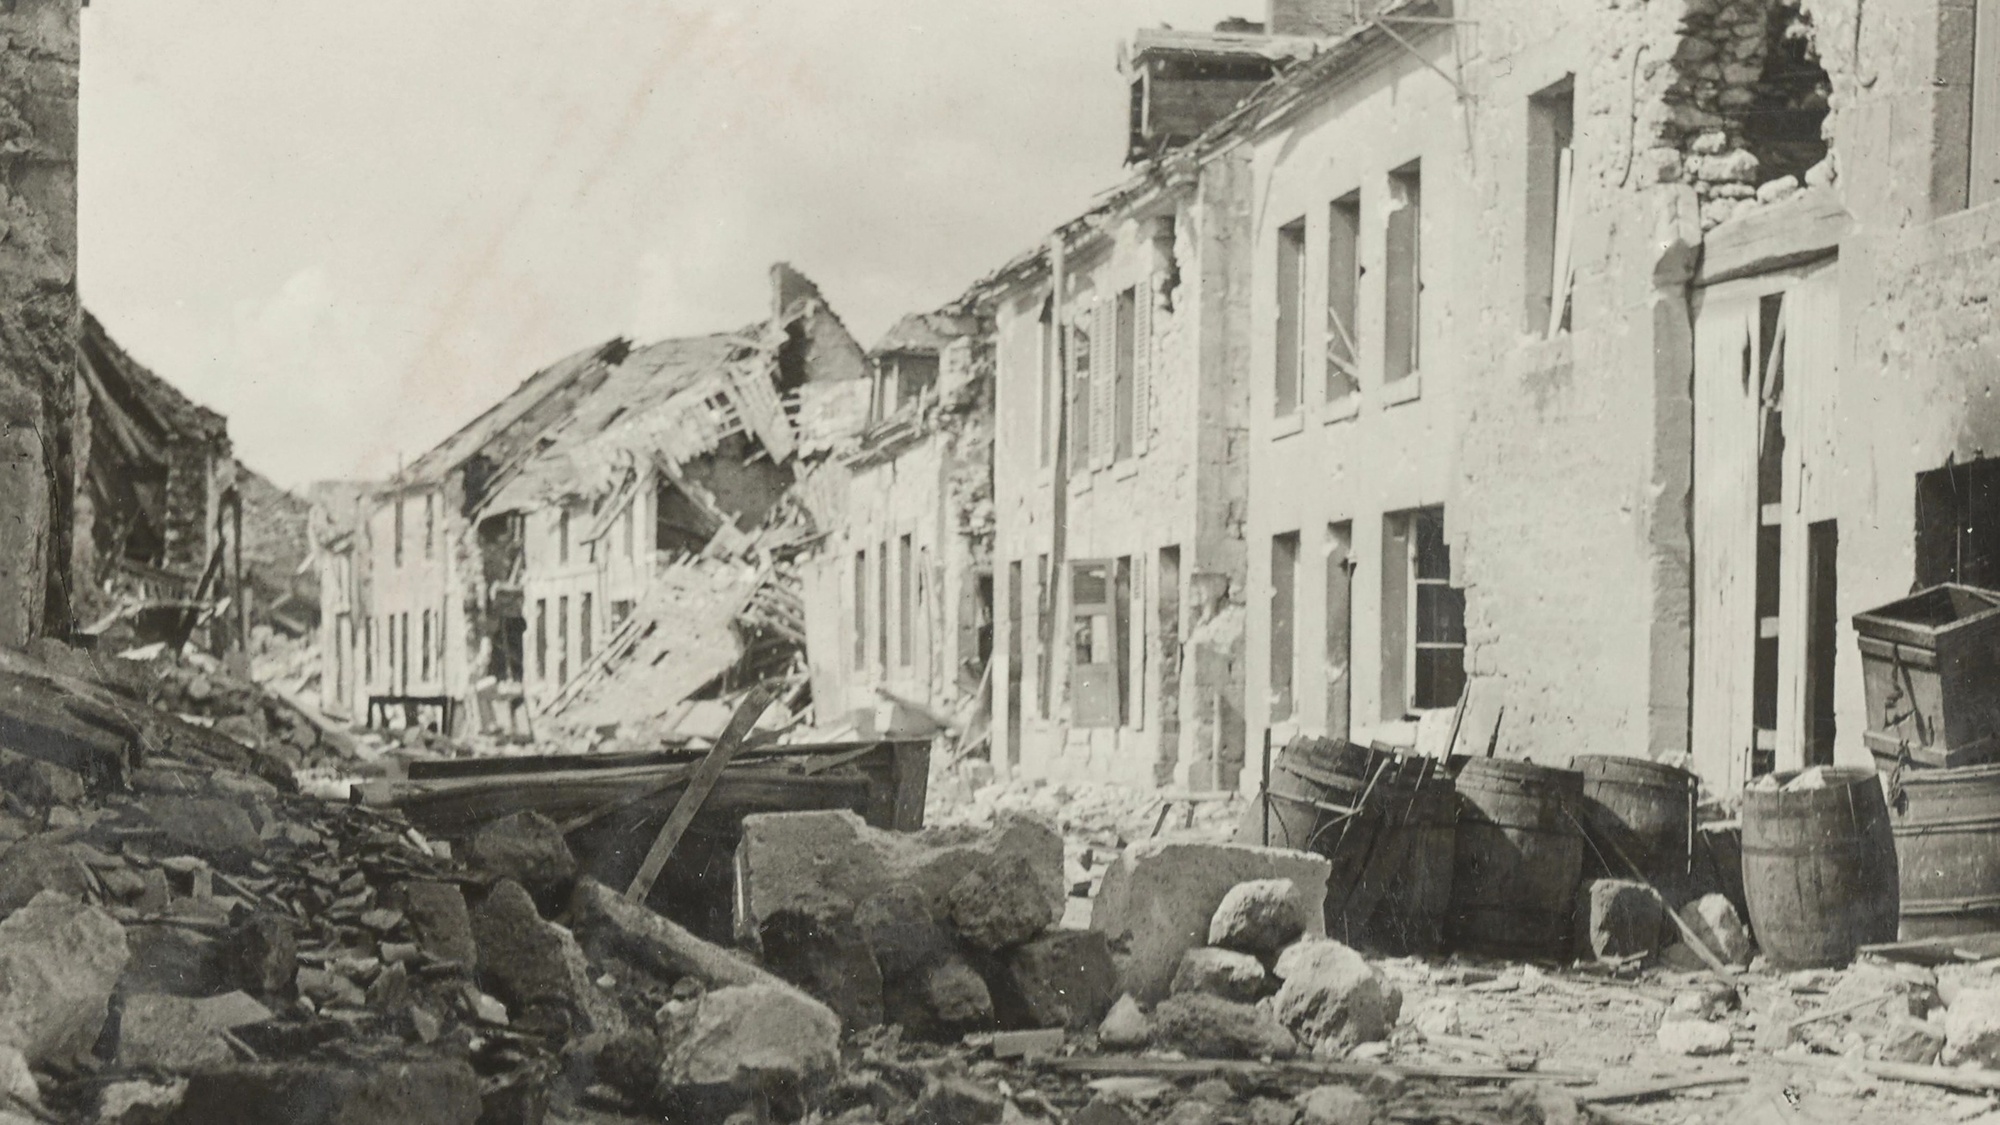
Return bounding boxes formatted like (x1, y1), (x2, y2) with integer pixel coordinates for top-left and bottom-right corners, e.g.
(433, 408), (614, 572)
(0, 0), (77, 644)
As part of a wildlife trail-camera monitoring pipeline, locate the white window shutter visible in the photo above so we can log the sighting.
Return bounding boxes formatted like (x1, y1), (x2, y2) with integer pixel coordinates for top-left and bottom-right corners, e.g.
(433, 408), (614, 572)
(1093, 297), (1115, 469)
(1134, 284), (1152, 456)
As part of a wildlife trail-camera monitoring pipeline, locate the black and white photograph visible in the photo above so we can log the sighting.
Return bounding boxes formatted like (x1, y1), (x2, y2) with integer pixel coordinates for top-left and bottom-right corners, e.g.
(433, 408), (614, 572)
(0, 0), (1992, 1121)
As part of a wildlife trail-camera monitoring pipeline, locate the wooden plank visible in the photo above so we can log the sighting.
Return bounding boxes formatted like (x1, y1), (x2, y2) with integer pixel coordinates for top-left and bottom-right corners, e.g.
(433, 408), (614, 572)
(1696, 193), (1849, 288)
(625, 683), (782, 903)
(890, 740), (931, 830)
(1690, 295), (1759, 790)
(1045, 1054), (1596, 1084)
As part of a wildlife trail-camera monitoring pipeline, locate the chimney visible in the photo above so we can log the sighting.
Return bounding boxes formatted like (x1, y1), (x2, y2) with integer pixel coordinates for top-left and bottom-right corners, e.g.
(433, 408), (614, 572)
(1266, 0), (1365, 39)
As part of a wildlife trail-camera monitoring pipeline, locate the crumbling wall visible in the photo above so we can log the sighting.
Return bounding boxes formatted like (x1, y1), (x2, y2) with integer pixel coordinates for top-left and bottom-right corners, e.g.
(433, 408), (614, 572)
(1635, 0), (1837, 228)
(0, 0), (77, 644)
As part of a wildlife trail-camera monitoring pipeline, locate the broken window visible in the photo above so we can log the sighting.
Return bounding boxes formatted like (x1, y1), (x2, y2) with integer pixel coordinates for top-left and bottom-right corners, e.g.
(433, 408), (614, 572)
(1383, 506), (1464, 716)
(1385, 162), (1422, 385)
(1740, 4), (1830, 189)
(654, 480), (714, 558)
(1115, 555), (1136, 729)
(1915, 456), (2000, 589)
(1006, 561), (1024, 765)
(1070, 559), (1118, 728)
(898, 533), (914, 668)
(558, 595), (570, 686)
(1270, 531), (1299, 722)
(1527, 76), (1576, 337)
(1325, 522), (1354, 741)
(895, 355), (939, 412)
(1113, 288), (1137, 461)
(853, 549), (868, 670)
(877, 539), (890, 669)
(1326, 193), (1361, 404)
(581, 593), (594, 666)
(1036, 553), (1051, 717)
(1276, 217), (1307, 417)
(1069, 317), (1093, 468)
(535, 598), (547, 683)
(1753, 294), (1786, 774)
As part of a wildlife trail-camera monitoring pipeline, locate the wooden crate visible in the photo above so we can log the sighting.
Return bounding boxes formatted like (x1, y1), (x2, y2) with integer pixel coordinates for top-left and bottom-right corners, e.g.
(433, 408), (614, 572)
(1855, 585), (2000, 769)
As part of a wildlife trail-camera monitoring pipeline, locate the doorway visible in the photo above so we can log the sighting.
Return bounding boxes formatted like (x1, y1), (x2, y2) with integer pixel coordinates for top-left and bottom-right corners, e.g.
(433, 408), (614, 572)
(1690, 261), (1839, 790)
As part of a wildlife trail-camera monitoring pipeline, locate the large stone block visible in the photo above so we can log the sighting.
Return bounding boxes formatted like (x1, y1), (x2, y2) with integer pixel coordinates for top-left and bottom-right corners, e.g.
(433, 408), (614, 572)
(734, 810), (1062, 941)
(0, 891), (128, 1066)
(1573, 879), (1664, 962)
(653, 982), (842, 1120)
(1091, 841), (1330, 1001)
(1150, 993), (1299, 1060)
(1003, 930), (1119, 1029)
(1270, 939), (1401, 1053)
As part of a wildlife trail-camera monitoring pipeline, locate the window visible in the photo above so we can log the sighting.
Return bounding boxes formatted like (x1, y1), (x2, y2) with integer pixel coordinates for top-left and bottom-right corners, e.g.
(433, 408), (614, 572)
(363, 617), (374, 685)
(1325, 522), (1354, 740)
(400, 612), (411, 694)
(1327, 193), (1361, 403)
(611, 599), (633, 628)
(558, 596), (570, 686)
(424, 493), (436, 560)
(1527, 77), (1576, 336)
(559, 509), (571, 566)
(1069, 315), (1093, 468)
(1275, 217), (1307, 416)
(1408, 508), (1465, 710)
(1270, 532), (1299, 722)
(1039, 297), (1057, 468)
(1974, 1), (2000, 206)
(622, 499), (636, 558)
(384, 615), (395, 686)
(1113, 288), (1137, 461)
(1156, 545), (1182, 767)
(420, 610), (433, 682)
(1115, 555), (1135, 728)
(1035, 553), (1051, 717)
(898, 534), (914, 667)
(853, 549), (868, 668)
(535, 598), (547, 682)
(581, 593), (594, 666)
(1007, 560), (1024, 765)
(877, 540), (890, 668)
(1385, 162), (1423, 384)
(393, 498), (405, 568)
(1069, 560), (1118, 728)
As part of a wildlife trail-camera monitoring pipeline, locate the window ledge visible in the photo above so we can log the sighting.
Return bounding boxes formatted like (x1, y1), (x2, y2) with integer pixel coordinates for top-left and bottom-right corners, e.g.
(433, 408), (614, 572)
(1113, 458), (1140, 481)
(1271, 411), (1305, 440)
(1070, 472), (1093, 497)
(1382, 376), (1422, 406)
(1322, 394), (1361, 424)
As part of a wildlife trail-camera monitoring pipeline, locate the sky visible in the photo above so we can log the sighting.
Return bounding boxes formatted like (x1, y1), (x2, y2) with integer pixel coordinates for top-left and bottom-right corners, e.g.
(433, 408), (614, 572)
(79, 0), (1250, 489)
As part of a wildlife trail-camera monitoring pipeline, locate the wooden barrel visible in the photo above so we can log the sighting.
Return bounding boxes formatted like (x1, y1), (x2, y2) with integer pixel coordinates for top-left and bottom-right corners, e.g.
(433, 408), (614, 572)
(1888, 763), (2000, 939)
(1572, 754), (1696, 885)
(1447, 758), (1584, 959)
(1742, 768), (1899, 968)
(1361, 759), (1456, 955)
(1250, 737), (1378, 852)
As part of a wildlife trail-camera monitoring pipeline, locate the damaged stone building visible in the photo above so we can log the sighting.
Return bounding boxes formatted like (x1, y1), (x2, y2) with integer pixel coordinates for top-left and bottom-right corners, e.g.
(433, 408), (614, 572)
(317, 265), (868, 736)
(824, 0), (2000, 797)
(796, 305), (994, 737)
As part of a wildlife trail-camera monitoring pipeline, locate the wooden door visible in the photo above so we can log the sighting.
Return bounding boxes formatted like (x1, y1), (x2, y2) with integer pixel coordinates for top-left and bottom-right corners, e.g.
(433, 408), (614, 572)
(1691, 263), (1839, 791)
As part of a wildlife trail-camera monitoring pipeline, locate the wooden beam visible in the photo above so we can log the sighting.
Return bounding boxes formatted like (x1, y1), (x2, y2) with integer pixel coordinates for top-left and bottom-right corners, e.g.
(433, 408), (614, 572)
(624, 683), (782, 903)
(1696, 193), (1849, 288)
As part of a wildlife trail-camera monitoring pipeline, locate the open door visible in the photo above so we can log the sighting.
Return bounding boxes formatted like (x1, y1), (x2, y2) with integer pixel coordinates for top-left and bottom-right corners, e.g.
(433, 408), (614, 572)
(1691, 262), (1840, 790)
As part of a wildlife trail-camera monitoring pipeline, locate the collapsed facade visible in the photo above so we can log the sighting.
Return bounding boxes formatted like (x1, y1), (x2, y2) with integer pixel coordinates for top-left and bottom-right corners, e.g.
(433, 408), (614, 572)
(807, 0), (2000, 796)
(796, 307), (994, 738)
(316, 265), (868, 736)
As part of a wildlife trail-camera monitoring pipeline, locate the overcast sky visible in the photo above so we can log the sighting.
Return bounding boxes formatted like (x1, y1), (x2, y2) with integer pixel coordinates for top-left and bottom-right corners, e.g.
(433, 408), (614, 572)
(79, 1), (1248, 489)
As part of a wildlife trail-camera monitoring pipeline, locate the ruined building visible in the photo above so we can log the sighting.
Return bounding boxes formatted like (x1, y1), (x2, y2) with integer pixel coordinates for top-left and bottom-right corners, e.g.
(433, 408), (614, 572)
(797, 305), (994, 738)
(821, 0), (2000, 796)
(317, 265), (868, 735)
